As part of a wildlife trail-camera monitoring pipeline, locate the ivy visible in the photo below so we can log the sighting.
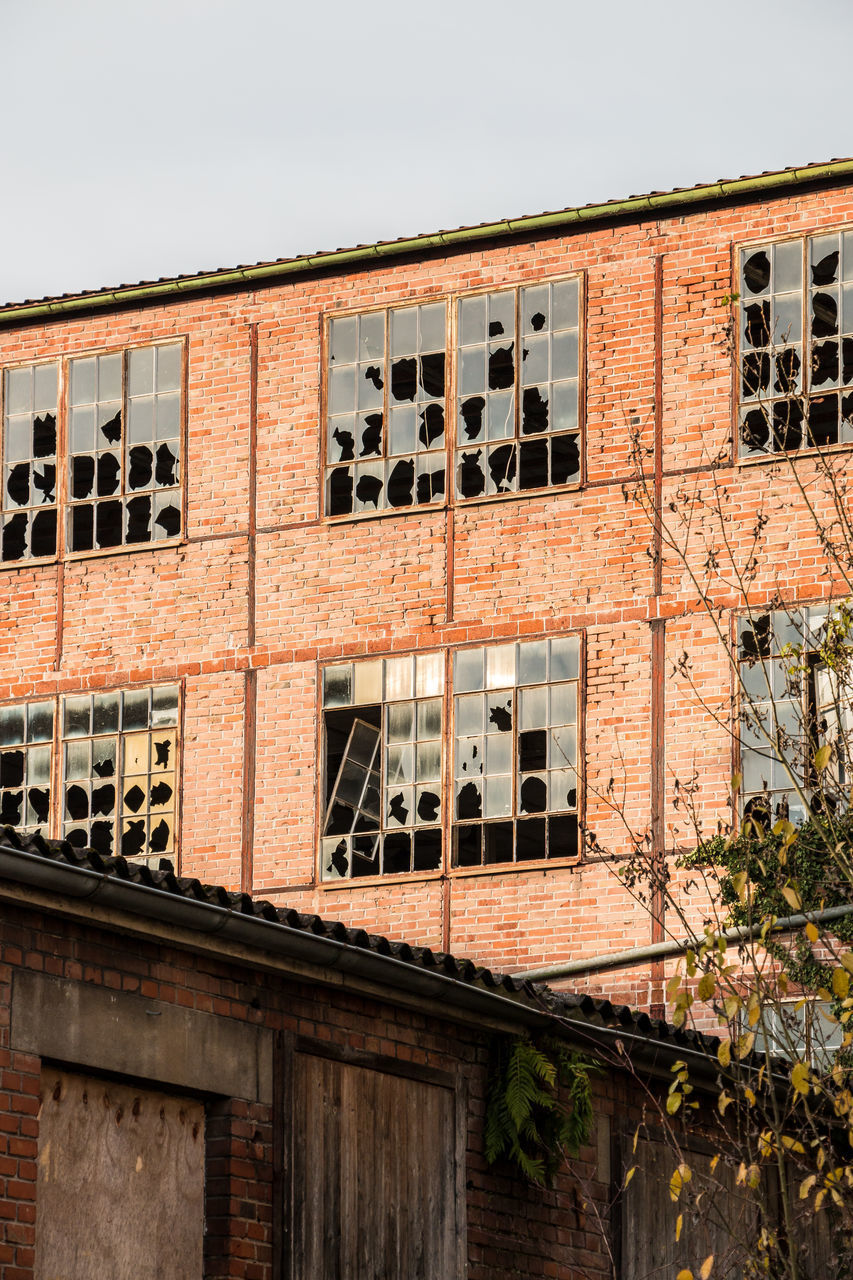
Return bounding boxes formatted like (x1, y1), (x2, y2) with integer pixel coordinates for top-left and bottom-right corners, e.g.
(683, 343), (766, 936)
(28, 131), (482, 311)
(484, 1033), (596, 1186)
(683, 814), (853, 991)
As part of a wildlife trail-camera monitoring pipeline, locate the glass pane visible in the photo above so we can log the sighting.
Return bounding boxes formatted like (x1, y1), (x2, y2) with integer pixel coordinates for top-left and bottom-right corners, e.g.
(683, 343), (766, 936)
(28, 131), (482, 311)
(415, 652), (444, 697)
(353, 660), (382, 705)
(98, 353), (122, 402)
(416, 741), (441, 782)
(359, 312), (385, 361)
(128, 347), (154, 397)
(486, 643), (515, 690)
(484, 774), (512, 818)
(330, 316), (358, 365)
(323, 665), (352, 708)
(390, 306), (417, 356)
(92, 692), (120, 735)
(63, 696), (91, 738)
(455, 693), (483, 736)
(459, 295), (486, 347)
(419, 303), (445, 352)
(454, 647), (484, 693)
(552, 278), (579, 330)
(417, 698), (442, 740)
(27, 701), (53, 744)
(774, 240), (802, 294)
(484, 692), (513, 734)
(386, 702), (414, 743)
(67, 741), (93, 781)
(0, 705), (25, 747)
(6, 368), (31, 415)
(520, 685), (547, 730)
(386, 744), (413, 784)
(549, 726), (577, 769)
(122, 689), (150, 731)
(550, 635), (579, 681)
(33, 363), (58, 412)
(486, 733), (512, 775)
(549, 683), (577, 727)
(518, 640), (547, 685)
(152, 684), (180, 727)
(70, 358), (96, 405)
(27, 744), (51, 784)
(156, 344), (182, 392)
(384, 656), (413, 701)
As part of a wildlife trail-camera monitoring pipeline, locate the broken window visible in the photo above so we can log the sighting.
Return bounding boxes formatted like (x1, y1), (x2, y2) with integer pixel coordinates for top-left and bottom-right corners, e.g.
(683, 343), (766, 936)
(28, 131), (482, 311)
(68, 344), (182, 551)
(325, 304), (447, 516)
(61, 686), (179, 860)
(738, 606), (853, 825)
(320, 653), (444, 878)
(0, 700), (53, 836)
(453, 636), (580, 866)
(739, 230), (853, 456)
(2, 362), (58, 562)
(0, 343), (183, 564)
(456, 279), (581, 499)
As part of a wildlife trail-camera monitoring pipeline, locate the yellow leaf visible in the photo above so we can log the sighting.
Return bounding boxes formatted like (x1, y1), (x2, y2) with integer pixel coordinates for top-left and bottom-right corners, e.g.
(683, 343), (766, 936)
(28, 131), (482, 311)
(731, 870), (748, 902)
(731, 773), (742, 793)
(700, 1255), (714, 1280)
(815, 1189), (826, 1213)
(806, 921), (820, 943)
(723, 995), (742, 1019)
(834, 968), (850, 1000)
(718, 1091), (733, 1116)
(667, 1093), (683, 1115)
(675, 1212), (683, 1242)
(697, 973), (716, 1000)
(736, 1031), (755, 1059)
(841, 953), (853, 975)
(815, 743), (832, 771)
(792, 1062), (811, 1096)
(747, 1164), (761, 1190)
(717, 1040), (731, 1068)
(781, 884), (803, 912)
(632, 1126), (640, 1154)
(625, 1166), (636, 1187)
(676, 1272), (694, 1280)
(800, 1174), (816, 1199)
(781, 1136), (805, 1154)
(667, 974), (682, 1000)
(818, 987), (833, 1002)
(744, 1087), (756, 1107)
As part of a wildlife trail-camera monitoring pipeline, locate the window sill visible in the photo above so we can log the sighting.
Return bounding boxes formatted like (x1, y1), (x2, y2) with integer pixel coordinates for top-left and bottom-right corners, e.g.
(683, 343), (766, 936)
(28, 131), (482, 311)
(737, 440), (853, 467)
(317, 869), (444, 890)
(0, 535), (186, 571)
(448, 855), (581, 878)
(323, 479), (585, 526)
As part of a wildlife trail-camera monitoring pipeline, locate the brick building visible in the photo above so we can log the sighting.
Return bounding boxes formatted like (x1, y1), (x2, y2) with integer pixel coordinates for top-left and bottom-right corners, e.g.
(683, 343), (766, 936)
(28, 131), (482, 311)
(2, 157), (852, 1011)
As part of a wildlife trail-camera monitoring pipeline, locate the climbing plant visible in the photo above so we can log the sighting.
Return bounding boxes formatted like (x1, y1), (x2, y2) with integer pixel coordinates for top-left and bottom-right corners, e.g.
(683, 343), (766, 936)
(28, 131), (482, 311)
(484, 1032), (596, 1187)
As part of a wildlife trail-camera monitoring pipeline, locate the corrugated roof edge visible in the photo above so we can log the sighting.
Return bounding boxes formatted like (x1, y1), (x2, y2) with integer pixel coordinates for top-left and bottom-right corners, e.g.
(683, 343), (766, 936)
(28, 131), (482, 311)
(0, 825), (725, 1075)
(2, 158), (853, 325)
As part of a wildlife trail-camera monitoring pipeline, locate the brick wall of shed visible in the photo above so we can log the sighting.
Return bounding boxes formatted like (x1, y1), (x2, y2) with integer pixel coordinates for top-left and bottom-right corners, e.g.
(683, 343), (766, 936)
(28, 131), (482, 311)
(0, 897), (640, 1280)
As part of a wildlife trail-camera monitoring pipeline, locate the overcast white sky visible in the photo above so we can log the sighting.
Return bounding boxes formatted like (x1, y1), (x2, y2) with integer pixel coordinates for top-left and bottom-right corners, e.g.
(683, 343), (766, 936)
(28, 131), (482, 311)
(3, 0), (852, 305)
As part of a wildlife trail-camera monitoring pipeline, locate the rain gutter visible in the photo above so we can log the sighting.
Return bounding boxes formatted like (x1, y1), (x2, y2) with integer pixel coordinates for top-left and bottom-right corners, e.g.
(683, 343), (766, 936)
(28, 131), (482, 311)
(3, 161), (853, 326)
(0, 840), (550, 1030)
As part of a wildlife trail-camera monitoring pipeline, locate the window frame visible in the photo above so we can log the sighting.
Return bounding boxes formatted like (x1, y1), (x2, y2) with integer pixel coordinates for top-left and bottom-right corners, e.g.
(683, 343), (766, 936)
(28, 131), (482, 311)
(320, 272), (586, 523)
(0, 337), (188, 567)
(0, 680), (184, 869)
(735, 603), (851, 826)
(315, 633), (585, 887)
(735, 224), (853, 465)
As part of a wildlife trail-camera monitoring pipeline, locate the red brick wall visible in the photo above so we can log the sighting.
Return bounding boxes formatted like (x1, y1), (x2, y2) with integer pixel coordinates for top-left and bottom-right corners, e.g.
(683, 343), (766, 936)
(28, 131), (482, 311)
(3, 178), (853, 1000)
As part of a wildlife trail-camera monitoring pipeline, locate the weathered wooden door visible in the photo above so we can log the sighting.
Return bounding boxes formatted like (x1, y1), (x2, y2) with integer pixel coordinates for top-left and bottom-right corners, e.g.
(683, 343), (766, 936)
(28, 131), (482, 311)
(35, 1068), (204, 1280)
(290, 1048), (464, 1279)
(620, 1135), (755, 1279)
